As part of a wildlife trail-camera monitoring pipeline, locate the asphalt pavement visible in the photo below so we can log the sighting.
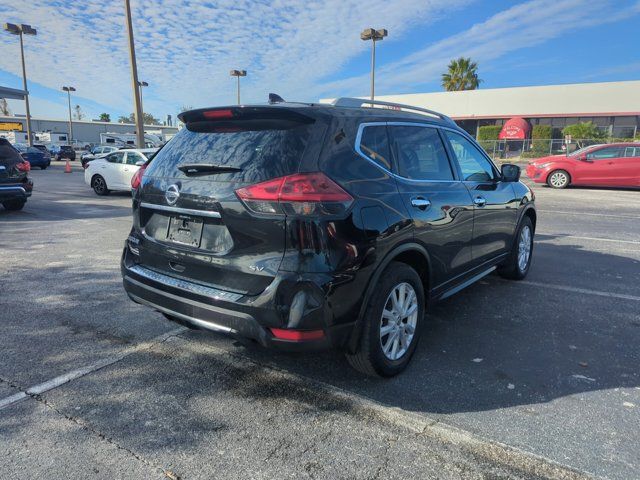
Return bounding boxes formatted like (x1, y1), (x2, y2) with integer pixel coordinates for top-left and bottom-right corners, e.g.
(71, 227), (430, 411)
(0, 161), (638, 479)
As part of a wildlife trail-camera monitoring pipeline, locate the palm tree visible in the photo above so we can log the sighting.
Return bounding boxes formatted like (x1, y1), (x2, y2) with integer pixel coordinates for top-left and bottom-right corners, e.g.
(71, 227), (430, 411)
(441, 57), (481, 91)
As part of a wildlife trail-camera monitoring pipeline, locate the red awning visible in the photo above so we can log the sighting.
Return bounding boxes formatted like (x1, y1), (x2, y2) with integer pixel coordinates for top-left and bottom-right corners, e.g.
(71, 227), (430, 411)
(499, 117), (531, 140)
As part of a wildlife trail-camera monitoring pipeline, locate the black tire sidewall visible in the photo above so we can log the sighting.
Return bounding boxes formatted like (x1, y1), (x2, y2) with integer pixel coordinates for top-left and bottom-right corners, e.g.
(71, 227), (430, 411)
(362, 263), (425, 376)
(92, 175), (107, 195)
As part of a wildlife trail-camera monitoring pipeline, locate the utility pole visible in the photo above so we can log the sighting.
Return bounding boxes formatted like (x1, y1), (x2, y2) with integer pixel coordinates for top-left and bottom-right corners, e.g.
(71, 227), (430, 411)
(360, 28), (387, 101)
(4, 23), (37, 146)
(124, 0), (145, 148)
(62, 86), (75, 146)
(230, 70), (247, 105)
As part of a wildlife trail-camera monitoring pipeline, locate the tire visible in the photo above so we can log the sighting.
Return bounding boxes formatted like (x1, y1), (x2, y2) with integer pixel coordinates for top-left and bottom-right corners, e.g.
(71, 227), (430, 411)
(346, 262), (425, 377)
(547, 169), (570, 189)
(92, 175), (110, 196)
(498, 216), (534, 280)
(2, 199), (26, 211)
(41, 165), (47, 170)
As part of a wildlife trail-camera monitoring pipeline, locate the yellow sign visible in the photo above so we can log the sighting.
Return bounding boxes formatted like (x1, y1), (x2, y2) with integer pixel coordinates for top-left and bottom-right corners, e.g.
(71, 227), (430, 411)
(0, 122), (23, 131)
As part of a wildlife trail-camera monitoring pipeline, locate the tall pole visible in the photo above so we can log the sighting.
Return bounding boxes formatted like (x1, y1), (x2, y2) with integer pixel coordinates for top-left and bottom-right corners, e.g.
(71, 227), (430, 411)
(370, 39), (376, 101)
(237, 75), (240, 105)
(124, 0), (145, 148)
(18, 31), (33, 146)
(138, 84), (144, 117)
(66, 89), (73, 145)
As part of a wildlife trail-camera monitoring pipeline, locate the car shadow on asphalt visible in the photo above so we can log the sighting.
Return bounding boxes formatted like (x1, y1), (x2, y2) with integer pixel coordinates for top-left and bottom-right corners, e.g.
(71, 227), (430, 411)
(0, 197), (133, 222)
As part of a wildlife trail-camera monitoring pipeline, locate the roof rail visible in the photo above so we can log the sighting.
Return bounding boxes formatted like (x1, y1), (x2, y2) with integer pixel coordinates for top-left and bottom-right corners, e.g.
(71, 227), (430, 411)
(331, 97), (456, 126)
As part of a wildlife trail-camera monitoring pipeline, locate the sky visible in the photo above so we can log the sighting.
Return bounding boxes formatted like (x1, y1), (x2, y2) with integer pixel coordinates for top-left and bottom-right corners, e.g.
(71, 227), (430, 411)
(0, 0), (639, 123)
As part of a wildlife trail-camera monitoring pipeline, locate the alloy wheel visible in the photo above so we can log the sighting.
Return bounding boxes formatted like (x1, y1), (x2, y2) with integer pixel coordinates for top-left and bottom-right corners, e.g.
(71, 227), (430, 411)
(379, 282), (419, 361)
(549, 171), (568, 188)
(518, 225), (532, 272)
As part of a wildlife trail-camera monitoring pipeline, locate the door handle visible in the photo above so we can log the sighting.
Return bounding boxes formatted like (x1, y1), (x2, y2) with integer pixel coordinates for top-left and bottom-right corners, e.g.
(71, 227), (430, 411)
(473, 196), (487, 207)
(410, 197), (431, 210)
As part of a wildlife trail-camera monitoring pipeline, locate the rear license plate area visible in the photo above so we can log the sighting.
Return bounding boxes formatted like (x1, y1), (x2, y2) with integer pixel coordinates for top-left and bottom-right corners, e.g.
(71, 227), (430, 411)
(167, 216), (204, 247)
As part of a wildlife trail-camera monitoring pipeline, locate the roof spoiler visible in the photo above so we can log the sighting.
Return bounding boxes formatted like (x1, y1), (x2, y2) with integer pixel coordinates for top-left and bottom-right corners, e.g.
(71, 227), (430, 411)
(331, 97), (456, 126)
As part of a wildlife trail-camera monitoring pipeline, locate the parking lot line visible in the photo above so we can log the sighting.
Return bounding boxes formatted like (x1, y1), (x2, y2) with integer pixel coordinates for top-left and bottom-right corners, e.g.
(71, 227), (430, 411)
(0, 327), (186, 412)
(518, 280), (640, 302)
(536, 209), (639, 220)
(537, 233), (640, 245)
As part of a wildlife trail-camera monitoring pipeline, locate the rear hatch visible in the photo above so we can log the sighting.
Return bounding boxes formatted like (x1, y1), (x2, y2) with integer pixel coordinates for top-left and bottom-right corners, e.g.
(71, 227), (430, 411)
(0, 140), (27, 184)
(132, 106), (323, 296)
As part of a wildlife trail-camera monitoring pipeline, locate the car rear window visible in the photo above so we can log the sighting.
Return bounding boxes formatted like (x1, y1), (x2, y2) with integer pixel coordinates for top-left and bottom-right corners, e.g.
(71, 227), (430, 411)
(0, 140), (23, 168)
(145, 123), (312, 183)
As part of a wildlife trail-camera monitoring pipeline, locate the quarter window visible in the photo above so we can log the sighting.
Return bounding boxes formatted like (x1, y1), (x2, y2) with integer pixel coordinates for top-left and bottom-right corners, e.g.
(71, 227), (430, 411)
(359, 125), (392, 170)
(388, 125), (453, 181)
(444, 130), (496, 182)
(623, 147), (639, 158)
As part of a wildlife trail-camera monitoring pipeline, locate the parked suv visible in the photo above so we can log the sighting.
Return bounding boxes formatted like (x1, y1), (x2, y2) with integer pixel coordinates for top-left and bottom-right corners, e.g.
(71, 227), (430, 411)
(51, 145), (76, 161)
(0, 138), (33, 211)
(121, 98), (536, 376)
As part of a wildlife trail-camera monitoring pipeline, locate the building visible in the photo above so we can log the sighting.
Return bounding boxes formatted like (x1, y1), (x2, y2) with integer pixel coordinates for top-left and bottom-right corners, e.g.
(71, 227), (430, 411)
(0, 114), (179, 145)
(328, 80), (640, 139)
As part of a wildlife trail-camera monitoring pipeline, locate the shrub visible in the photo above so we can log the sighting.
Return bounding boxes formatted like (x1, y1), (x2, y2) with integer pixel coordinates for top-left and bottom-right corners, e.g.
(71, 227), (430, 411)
(562, 122), (605, 147)
(477, 125), (501, 154)
(531, 125), (552, 155)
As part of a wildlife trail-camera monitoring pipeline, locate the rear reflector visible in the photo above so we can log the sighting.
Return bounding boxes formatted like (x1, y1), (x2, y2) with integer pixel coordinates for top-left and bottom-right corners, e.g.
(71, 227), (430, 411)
(203, 109), (234, 119)
(270, 328), (325, 341)
(235, 172), (353, 217)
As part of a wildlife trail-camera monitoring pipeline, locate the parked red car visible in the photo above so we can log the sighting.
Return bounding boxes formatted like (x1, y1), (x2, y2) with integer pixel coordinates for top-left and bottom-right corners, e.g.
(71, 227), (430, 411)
(526, 143), (640, 188)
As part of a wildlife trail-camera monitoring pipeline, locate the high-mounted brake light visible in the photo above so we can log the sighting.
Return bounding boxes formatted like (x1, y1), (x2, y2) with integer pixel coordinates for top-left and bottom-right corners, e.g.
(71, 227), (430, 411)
(131, 163), (148, 190)
(235, 172), (353, 217)
(203, 109), (234, 119)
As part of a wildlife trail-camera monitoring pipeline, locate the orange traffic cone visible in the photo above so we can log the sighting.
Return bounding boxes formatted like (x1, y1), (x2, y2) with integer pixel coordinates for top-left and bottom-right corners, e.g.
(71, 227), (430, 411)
(64, 159), (72, 173)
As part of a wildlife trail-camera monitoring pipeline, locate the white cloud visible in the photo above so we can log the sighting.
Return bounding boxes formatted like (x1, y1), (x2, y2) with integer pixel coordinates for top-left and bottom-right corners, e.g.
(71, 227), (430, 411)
(321, 0), (640, 96)
(0, 0), (471, 118)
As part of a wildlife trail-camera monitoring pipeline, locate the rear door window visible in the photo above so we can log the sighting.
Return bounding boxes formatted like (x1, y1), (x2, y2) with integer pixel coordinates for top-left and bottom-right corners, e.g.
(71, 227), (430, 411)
(107, 152), (125, 164)
(389, 125), (454, 181)
(126, 152), (145, 165)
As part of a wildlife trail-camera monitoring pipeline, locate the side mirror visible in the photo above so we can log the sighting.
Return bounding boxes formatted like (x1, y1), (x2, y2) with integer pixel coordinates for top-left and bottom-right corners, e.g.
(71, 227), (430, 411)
(135, 160), (145, 166)
(501, 163), (520, 182)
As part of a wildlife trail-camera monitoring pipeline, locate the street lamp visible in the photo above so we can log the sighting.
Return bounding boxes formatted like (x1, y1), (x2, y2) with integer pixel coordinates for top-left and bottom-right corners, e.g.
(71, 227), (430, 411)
(137, 81), (148, 121)
(124, 0), (144, 148)
(61, 86), (76, 146)
(4, 22), (37, 146)
(360, 28), (387, 101)
(229, 70), (246, 105)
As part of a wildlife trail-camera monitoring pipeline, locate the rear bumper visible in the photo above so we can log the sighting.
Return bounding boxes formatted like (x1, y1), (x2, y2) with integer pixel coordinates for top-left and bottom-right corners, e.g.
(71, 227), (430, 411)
(0, 183), (32, 201)
(121, 248), (354, 352)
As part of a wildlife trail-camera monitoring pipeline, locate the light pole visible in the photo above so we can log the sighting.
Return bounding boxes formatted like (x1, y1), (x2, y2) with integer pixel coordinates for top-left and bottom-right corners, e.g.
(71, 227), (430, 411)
(124, 0), (145, 148)
(4, 22), (37, 146)
(137, 81), (148, 121)
(62, 86), (75, 146)
(360, 28), (387, 101)
(229, 70), (246, 105)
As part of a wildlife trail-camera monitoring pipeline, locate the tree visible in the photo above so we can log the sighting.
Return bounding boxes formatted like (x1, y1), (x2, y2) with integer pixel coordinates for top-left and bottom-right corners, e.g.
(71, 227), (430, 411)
(98, 113), (111, 122)
(0, 98), (10, 115)
(118, 112), (161, 125)
(441, 57), (481, 91)
(562, 122), (605, 148)
(73, 104), (85, 121)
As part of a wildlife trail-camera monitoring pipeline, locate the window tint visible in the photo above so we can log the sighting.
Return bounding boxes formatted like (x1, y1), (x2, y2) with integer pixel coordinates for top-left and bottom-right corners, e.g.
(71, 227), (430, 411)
(126, 152), (144, 165)
(623, 147), (639, 158)
(388, 126), (453, 180)
(145, 123), (312, 183)
(359, 125), (391, 169)
(587, 146), (623, 160)
(444, 131), (496, 182)
(107, 152), (125, 164)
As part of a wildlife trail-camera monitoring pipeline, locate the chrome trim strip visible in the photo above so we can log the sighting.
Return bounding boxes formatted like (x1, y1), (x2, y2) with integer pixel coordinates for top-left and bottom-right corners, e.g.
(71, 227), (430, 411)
(127, 291), (237, 334)
(140, 202), (221, 218)
(354, 122), (460, 184)
(127, 264), (242, 302)
(0, 186), (26, 193)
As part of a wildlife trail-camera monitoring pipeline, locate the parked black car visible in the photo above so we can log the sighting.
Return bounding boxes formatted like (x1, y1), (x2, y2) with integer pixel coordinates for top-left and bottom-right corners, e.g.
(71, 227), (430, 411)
(121, 98), (536, 376)
(0, 138), (33, 211)
(52, 145), (76, 161)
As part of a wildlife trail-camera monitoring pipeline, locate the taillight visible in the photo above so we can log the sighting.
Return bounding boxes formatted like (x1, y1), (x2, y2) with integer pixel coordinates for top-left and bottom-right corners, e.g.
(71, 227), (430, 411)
(235, 172), (353, 217)
(131, 163), (148, 190)
(16, 161), (30, 172)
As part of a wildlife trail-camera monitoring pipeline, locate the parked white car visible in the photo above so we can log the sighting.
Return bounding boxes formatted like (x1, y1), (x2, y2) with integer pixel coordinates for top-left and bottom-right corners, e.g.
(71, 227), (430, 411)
(84, 148), (157, 195)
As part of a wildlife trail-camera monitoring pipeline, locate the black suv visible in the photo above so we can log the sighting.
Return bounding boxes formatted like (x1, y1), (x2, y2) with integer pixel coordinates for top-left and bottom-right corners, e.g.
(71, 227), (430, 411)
(0, 138), (33, 211)
(54, 145), (76, 161)
(121, 98), (535, 376)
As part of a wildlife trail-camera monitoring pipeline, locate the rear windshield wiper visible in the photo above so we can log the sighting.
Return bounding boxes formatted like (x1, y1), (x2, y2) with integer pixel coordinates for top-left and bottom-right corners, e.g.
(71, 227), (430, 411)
(177, 163), (242, 176)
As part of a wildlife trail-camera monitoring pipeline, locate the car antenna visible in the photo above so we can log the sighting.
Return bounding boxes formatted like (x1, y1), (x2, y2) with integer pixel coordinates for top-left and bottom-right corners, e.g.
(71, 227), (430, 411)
(268, 93), (285, 104)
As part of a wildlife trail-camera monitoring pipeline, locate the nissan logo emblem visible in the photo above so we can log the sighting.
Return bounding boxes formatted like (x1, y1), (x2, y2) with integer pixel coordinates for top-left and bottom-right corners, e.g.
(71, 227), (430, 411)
(165, 184), (180, 205)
